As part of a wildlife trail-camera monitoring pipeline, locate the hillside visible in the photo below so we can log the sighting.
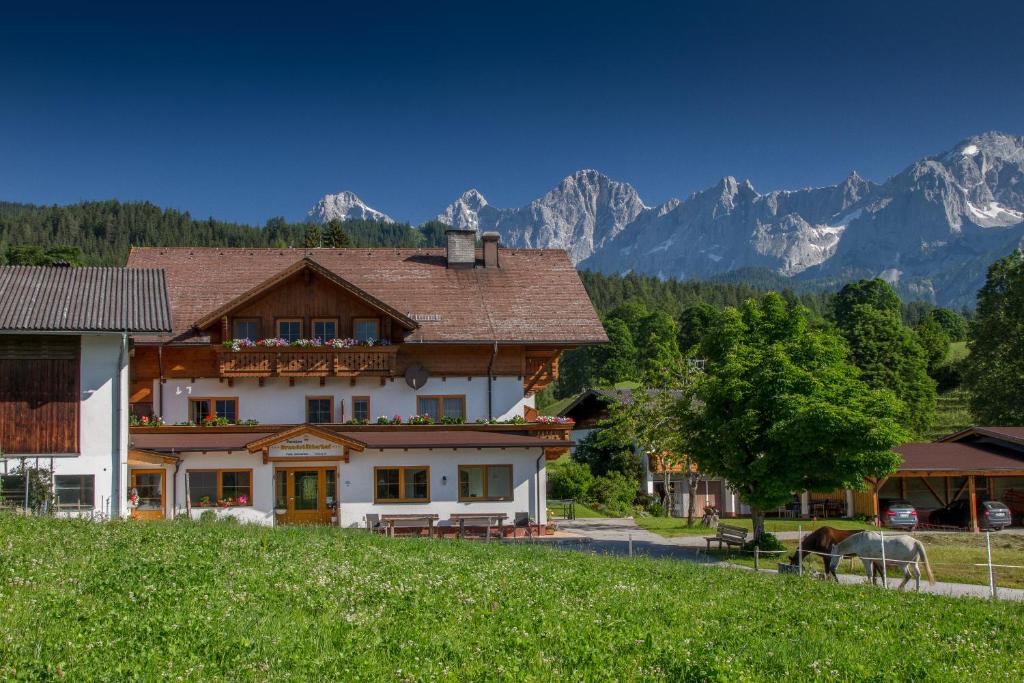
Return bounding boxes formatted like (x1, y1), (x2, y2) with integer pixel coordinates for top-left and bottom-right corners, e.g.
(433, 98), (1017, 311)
(1, 515), (1021, 680)
(0, 200), (444, 266)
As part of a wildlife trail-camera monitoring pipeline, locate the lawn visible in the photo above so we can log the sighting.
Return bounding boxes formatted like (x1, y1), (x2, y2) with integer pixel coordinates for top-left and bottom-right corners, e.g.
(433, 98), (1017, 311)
(3, 516), (1024, 681)
(705, 532), (1024, 589)
(636, 516), (875, 537)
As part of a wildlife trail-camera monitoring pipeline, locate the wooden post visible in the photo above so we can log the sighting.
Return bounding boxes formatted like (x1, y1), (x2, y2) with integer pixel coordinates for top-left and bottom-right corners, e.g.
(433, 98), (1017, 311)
(868, 478), (880, 527)
(968, 475), (979, 532)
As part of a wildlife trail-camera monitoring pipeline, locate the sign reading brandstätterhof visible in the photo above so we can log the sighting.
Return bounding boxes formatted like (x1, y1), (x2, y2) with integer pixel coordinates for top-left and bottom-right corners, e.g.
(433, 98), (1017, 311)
(268, 434), (343, 459)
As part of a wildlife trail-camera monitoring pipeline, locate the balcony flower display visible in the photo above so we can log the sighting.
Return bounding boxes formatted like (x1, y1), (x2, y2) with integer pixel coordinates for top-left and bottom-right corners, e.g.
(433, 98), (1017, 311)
(408, 414), (433, 425)
(534, 415), (575, 425)
(129, 414), (166, 427)
(222, 337), (392, 351)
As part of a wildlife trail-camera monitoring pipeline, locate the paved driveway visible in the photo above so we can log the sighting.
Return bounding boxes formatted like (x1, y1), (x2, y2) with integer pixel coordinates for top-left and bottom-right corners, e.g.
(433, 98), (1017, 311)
(552, 517), (1024, 601)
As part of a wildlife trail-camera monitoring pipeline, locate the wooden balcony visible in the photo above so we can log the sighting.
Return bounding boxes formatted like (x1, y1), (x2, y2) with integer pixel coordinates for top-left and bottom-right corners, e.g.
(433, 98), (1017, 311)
(217, 345), (399, 378)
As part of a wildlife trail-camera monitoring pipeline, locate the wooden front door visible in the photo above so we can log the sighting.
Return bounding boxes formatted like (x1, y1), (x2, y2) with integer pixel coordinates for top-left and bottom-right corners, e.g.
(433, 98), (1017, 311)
(130, 469), (165, 520)
(275, 467), (335, 525)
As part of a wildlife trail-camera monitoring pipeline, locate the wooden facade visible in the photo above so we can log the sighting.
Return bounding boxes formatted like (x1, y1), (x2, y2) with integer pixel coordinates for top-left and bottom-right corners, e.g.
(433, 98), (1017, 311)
(0, 336), (80, 454)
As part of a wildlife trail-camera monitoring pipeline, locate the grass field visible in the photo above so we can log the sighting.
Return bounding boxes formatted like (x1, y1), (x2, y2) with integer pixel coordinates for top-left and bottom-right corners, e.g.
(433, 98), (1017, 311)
(706, 532), (1024, 589)
(636, 516), (875, 537)
(3, 516), (1024, 680)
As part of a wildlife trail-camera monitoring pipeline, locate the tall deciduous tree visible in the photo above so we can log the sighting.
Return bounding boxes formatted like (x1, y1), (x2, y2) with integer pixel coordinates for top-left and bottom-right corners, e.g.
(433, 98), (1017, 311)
(832, 279), (936, 437)
(636, 311), (684, 385)
(964, 251), (1024, 424)
(679, 293), (905, 541)
(600, 318), (639, 384)
(608, 386), (702, 525)
(914, 316), (950, 375)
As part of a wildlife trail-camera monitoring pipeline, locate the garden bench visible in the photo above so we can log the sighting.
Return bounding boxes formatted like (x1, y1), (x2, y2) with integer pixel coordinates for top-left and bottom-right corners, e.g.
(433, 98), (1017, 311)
(704, 524), (748, 551)
(448, 513), (507, 541)
(380, 513), (439, 538)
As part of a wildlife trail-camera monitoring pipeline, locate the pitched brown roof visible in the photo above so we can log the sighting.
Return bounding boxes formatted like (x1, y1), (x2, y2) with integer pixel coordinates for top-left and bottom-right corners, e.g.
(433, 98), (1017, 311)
(126, 247), (608, 345)
(895, 442), (1024, 474)
(0, 266), (170, 333)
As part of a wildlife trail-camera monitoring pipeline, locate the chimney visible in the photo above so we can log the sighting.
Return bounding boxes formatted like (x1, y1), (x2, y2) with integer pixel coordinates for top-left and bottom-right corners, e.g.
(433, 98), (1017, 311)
(445, 228), (476, 268)
(481, 231), (500, 268)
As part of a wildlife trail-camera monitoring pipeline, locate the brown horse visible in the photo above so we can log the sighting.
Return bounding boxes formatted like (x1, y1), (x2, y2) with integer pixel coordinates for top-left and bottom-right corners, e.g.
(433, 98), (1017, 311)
(789, 527), (879, 580)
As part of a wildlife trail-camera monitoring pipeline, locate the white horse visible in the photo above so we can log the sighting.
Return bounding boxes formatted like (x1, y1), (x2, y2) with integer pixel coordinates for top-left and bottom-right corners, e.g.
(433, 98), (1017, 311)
(828, 532), (935, 591)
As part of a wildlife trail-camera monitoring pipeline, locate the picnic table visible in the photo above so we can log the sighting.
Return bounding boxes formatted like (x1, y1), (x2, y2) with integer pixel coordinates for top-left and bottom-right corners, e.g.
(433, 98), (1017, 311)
(380, 513), (440, 538)
(448, 512), (508, 541)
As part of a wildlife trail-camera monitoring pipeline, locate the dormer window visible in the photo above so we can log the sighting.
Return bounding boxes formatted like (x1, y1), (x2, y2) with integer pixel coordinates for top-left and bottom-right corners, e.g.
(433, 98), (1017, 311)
(353, 318), (381, 342)
(312, 318), (338, 340)
(277, 319), (302, 342)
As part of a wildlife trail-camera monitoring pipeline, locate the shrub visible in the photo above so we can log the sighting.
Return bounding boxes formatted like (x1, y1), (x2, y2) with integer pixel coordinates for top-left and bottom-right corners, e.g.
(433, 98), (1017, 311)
(646, 501), (666, 517)
(198, 510), (217, 524)
(548, 461), (593, 501)
(743, 531), (785, 553)
(588, 471), (637, 515)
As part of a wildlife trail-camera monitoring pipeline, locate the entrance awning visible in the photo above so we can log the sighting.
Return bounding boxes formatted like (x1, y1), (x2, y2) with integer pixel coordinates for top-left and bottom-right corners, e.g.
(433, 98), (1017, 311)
(128, 449), (179, 466)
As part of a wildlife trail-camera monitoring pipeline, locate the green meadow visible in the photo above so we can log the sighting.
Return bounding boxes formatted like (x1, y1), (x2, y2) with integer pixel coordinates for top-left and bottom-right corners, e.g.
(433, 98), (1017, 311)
(2, 515), (1023, 681)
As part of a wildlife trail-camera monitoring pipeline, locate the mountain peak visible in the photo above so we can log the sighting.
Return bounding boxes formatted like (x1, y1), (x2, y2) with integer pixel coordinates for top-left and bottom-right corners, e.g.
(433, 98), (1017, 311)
(307, 191), (393, 224)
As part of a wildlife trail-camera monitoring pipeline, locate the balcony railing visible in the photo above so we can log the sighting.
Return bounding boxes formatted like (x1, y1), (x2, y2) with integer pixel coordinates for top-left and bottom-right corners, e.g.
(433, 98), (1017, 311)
(217, 345), (399, 378)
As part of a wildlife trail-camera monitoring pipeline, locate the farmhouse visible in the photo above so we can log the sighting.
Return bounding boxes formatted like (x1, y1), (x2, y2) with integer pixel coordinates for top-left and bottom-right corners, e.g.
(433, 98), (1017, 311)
(114, 230), (606, 528)
(0, 265), (171, 517)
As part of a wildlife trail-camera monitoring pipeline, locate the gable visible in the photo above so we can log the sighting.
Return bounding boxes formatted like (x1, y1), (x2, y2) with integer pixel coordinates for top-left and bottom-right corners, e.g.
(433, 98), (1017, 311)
(193, 259), (417, 339)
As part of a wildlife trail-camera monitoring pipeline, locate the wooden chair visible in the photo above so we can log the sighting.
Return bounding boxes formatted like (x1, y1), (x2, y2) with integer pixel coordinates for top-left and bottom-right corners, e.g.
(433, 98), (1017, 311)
(365, 513), (386, 534)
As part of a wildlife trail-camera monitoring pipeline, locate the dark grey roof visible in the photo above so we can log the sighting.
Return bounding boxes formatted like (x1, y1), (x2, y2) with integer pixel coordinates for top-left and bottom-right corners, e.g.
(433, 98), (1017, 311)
(0, 266), (171, 332)
(557, 387), (685, 417)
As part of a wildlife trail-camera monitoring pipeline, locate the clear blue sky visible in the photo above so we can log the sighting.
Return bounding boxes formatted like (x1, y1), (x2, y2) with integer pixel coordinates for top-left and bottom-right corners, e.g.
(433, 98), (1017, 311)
(2, 1), (1022, 226)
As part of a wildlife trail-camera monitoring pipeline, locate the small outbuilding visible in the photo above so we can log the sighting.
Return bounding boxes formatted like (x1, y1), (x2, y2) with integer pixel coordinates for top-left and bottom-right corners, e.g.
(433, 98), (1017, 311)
(862, 427), (1024, 531)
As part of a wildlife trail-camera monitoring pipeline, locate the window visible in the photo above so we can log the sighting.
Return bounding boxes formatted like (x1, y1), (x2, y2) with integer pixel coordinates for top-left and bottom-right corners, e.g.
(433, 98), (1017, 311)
(189, 398), (238, 424)
(54, 475), (95, 511)
(458, 465), (512, 501)
(416, 395), (466, 421)
(276, 318), (302, 342)
(306, 397), (334, 424)
(353, 317), (381, 342)
(233, 318), (260, 341)
(352, 396), (370, 422)
(312, 318), (338, 340)
(187, 470), (253, 506)
(374, 466), (430, 503)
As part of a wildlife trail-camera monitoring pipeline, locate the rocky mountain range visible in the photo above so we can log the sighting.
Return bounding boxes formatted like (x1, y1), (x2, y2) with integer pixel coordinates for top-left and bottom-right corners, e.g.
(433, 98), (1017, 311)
(436, 170), (656, 263)
(585, 132), (1024, 307)
(307, 190), (394, 224)
(307, 132), (1024, 307)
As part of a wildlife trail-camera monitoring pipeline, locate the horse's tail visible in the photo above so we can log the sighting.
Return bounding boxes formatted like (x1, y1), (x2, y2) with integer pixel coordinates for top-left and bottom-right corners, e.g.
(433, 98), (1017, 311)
(917, 541), (935, 585)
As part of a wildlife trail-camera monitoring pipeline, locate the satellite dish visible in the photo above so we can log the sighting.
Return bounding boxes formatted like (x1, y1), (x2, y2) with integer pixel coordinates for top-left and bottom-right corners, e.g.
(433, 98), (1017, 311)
(405, 363), (429, 390)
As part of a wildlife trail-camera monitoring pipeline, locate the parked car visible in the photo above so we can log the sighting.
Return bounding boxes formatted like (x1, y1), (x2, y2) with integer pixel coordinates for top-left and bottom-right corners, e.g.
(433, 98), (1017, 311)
(928, 499), (1013, 531)
(879, 498), (918, 529)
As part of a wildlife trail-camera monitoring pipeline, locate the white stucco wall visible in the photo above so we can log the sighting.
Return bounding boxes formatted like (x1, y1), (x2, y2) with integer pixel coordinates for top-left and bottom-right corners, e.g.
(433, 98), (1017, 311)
(48, 334), (128, 517)
(168, 447), (548, 527)
(157, 375), (530, 425)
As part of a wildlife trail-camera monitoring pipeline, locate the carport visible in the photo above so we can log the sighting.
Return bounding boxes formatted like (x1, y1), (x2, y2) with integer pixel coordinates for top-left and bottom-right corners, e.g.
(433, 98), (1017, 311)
(862, 427), (1024, 531)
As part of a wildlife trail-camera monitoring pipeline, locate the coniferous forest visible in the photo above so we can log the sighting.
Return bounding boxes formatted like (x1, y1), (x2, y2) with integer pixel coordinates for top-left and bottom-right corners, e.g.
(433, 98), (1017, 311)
(0, 200), (449, 267)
